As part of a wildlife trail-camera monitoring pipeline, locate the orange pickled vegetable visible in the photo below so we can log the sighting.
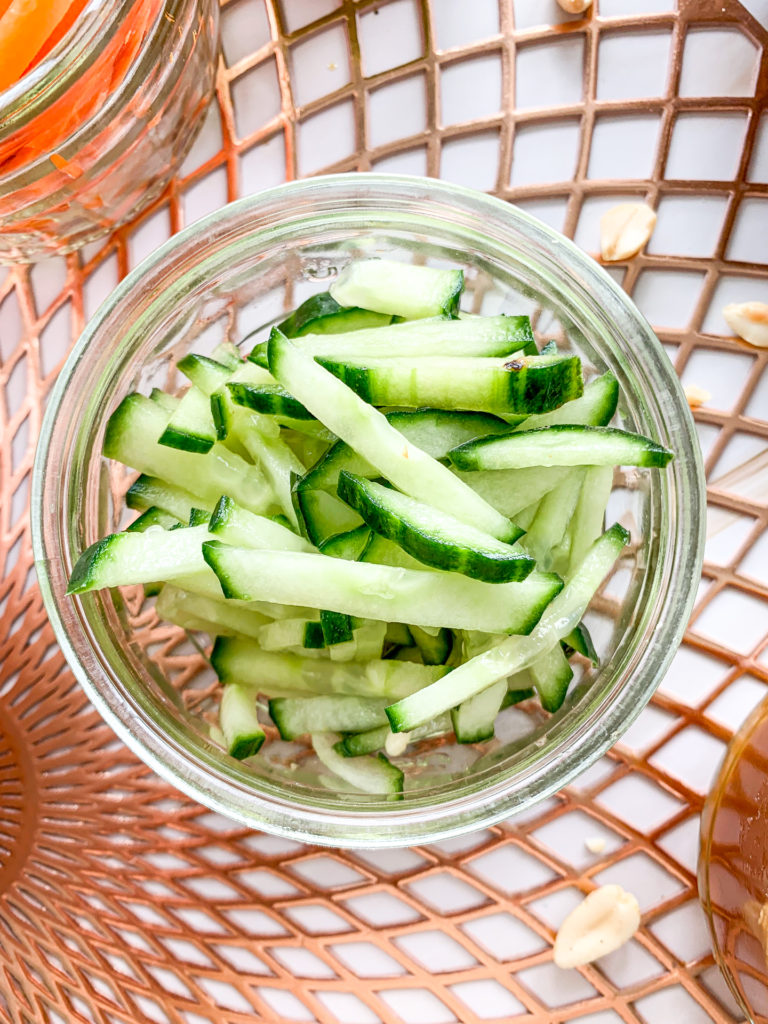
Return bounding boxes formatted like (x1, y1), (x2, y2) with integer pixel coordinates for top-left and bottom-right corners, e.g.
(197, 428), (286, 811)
(0, 0), (76, 91)
(27, 0), (89, 66)
(0, 0), (157, 175)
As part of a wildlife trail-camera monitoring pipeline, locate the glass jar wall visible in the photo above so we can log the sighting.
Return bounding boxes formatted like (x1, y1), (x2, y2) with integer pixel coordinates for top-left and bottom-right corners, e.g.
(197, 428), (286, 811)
(0, 0), (219, 262)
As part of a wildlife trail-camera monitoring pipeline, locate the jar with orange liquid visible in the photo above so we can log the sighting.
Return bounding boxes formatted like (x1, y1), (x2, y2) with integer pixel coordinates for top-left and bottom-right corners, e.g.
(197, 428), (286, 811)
(700, 693), (768, 1023)
(0, 0), (219, 261)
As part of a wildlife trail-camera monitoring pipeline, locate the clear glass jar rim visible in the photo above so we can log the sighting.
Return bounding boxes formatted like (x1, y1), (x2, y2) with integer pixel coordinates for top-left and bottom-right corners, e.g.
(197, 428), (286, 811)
(31, 174), (706, 847)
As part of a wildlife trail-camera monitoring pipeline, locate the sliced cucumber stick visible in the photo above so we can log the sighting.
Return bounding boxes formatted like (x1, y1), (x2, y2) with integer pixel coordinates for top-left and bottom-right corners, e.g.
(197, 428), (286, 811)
(311, 732), (403, 797)
(567, 465), (614, 576)
(126, 507), (179, 532)
(209, 495), (312, 552)
(271, 696), (390, 738)
(562, 622), (598, 665)
(337, 471), (531, 583)
(319, 526), (371, 561)
(68, 524), (211, 594)
(220, 684), (265, 759)
(299, 408), (510, 495)
(105, 394), (272, 514)
(212, 638), (446, 699)
(278, 291), (393, 338)
(268, 332), (519, 543)
(330, 259), (463, 319)
(294, 488), (363, 547)
(410, 626), (453, 666)
(158, 385), (217, 454)
(318, 353), (583, 416)
(156, 585), (270, 639)
(385, 523), (629, 731)
(320, 609), (355, 646)
(514, 371), (618, 431)
(530, 644), (574, 713)
(203, 543), (562, 635)
(450, 425), (674, 471)
(451, 679), (507, 744)
(262, 314), (534, 363)
(126, 474), (209, 522)
(334, 725), (391, 758)
(256, 618), (326, 651)
(521, 472), (583, 569)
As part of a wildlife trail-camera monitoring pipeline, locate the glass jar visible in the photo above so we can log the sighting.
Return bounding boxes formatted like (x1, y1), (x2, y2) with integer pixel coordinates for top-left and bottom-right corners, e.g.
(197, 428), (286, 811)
(700, 695), (768, 1022)
(32, 175), (705, 848)
(0, 0), (218, 262)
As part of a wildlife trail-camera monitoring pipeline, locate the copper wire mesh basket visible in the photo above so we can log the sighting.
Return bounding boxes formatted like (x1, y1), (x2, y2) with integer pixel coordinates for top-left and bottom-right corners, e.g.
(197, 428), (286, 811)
(1, 0), (767, 1021)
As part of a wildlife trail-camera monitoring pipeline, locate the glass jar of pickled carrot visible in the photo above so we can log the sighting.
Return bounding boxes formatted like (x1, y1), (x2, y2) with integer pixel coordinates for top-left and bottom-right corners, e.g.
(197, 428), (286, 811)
(0, 0), (219, 262)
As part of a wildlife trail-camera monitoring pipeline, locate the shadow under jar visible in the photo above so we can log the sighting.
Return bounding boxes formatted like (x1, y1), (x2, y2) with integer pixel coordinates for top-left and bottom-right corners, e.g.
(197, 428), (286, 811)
(0, 0), (219, 263)
(32, 176), (704, 848)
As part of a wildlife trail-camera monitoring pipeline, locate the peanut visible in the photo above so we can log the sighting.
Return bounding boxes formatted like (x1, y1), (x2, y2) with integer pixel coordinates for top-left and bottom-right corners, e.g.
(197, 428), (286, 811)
(599, 203), (657, 262)
(722, 302), (768, 348)
(553, 884), (641, 968)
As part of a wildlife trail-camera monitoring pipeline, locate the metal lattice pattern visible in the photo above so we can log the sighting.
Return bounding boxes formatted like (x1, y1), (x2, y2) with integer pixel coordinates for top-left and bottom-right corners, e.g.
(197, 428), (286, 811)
(0, 0), (767, 1020)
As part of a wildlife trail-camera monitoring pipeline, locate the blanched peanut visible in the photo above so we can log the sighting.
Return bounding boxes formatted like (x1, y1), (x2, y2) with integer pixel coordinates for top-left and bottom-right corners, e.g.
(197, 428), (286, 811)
(599, 203), (657, 262)
(556, 0), (593, 12)
(684, 384), (711, 409)
(553, 884), (641, 968)
(722, 302), (768, 348)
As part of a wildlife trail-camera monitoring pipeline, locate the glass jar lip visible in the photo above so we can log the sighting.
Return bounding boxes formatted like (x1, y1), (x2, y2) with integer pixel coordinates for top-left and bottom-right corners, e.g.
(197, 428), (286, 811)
(0, 0), (128, 122)
(31, 174), (706, 848)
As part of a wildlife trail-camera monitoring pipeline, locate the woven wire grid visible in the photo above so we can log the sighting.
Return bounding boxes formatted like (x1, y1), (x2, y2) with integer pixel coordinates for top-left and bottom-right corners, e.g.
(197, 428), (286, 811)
(0, 0), (767, 1021)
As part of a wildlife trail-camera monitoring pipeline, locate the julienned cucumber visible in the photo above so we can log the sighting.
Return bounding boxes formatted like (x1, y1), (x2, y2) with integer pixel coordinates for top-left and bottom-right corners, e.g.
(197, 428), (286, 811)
(294, 488), (363, 546)
(203, 542), (562, 634)
(177, 353), (237, 393)
(158, 385), (218, 454)
(319, 526), (371, 561)
(68, 524), (212, 594)
(337, 471), (532, 583)
(317, 353), (583, 416)
(515, 371), (618, 430)
(335, 713), (451, 757)
(227, 381), (314, 420)
(67, 257), (675, 797)
(209, 495), (312, 552)
(385, 524), (629, 731)
(450, 425), (674, 471)
(127, 507), (179, 532)
(320, 609), (354, 646)
(156, 585), (271, 640)
(278, 291), (393, 338)
(311, 733), (404, 797)
(563, 624), (597, 665)
(105, 394), (272, 514)
(220, 684), (265, 759)
(212, 637), (447, 698)
(329, 258), (463, 319)
(256, 618), (326, 651)
(268, 331), (520, 543)
(530, 643), (574, 713)
(410, 626), (452, 666)
(298, 408), (511, 495)
(270, 695), (391, 739)
(250, 315), (535, 366)
(126, 474), (209, 522)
